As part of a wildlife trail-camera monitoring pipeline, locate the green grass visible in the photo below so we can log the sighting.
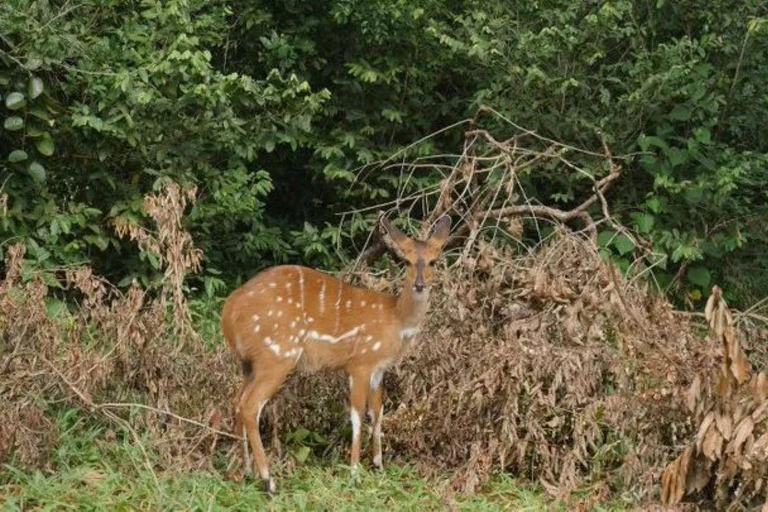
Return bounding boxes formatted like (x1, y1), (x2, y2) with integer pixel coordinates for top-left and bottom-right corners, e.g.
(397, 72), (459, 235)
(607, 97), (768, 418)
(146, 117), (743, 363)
(3, 464), (561, 511)
(1, 412), (631, 511)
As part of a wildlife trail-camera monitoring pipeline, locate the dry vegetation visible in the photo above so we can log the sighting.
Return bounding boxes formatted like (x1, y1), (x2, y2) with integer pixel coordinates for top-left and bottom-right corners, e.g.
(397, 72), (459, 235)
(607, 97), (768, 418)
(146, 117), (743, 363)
(662, 287), (768, 509)
(2, 121), (767, 509)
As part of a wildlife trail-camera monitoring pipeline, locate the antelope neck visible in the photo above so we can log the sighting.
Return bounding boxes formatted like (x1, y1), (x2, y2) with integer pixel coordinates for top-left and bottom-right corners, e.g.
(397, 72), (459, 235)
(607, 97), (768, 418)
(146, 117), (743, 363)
(395, 283), (429, 330)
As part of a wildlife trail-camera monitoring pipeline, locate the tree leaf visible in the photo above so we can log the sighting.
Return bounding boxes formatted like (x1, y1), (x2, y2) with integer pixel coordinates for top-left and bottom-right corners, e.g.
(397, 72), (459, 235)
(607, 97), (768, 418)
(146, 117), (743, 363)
(686, 266), (711, 288)
(4, 116), (24, 131)
(35, 133), (55, 156)
(631, 212), (655, 233)
(667, 148), (689, 167)
(694, 127), (711, 144)
(28, 161), (46, 182)
(669, 105), (692, 121)
(5, 92), (26, 110)
(614, 234), (635, 255)
(597, 230), (616, 248)
(29, 77), (44, 99)
(8, 149), (28, 163)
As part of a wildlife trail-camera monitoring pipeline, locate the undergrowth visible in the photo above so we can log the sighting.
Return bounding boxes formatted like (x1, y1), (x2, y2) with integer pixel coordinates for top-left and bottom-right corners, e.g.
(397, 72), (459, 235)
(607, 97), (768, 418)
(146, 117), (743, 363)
(0, 410), (631, 511)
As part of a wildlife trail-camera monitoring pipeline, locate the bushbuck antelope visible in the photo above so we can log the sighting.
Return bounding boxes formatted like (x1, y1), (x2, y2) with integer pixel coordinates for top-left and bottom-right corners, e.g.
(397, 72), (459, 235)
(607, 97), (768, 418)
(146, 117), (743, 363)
(221, 215), (451, 493)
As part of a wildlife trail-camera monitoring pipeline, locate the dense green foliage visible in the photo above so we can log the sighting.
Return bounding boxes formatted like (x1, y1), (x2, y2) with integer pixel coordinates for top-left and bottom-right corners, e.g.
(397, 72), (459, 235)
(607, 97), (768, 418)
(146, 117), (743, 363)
(1, 0), (767, 306)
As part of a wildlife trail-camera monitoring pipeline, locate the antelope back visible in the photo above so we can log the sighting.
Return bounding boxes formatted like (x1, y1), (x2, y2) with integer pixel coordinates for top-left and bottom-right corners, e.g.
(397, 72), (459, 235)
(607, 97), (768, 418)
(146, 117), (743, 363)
(221, 265), (400, 372)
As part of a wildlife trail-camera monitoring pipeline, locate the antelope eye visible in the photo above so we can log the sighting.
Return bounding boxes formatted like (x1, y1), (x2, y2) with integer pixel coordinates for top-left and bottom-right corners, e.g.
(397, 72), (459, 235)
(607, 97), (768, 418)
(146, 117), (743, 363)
(428, 260), (436, 267)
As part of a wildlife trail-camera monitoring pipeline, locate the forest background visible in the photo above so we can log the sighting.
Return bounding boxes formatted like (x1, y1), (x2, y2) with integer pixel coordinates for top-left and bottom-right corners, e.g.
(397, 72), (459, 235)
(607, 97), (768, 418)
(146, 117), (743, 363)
(2, 0), (767, 310)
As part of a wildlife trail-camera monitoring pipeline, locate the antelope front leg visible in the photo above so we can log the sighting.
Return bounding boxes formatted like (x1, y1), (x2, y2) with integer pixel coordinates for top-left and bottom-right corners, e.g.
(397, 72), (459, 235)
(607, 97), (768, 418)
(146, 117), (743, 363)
(368, 368), (385, 470)
(347, 368), (371, 471)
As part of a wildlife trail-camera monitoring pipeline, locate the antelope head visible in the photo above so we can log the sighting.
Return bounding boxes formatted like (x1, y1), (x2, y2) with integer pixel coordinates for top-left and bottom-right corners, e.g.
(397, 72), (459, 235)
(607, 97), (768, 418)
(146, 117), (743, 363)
(380, 215), (451, 296)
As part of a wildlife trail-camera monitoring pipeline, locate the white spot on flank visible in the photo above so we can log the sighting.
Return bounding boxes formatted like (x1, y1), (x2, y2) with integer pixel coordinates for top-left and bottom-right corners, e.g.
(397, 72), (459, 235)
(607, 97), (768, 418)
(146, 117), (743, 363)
(269, 343), (281, 356)
(276, 296), (283, 302)
(290, 321), (297, 328)
(319, 280), (327, 314)
(346, 300), (351, 308)
(306, 327), (361, 344)
(287, 298), (293, 304)
(247, 291), (255, 297)
(277, 311), (283, 317)
(298, 268), (305, 311)
(268, 282), (276, 288)
(334, 282), (343, 333)
(372, 342), (381, 351)
(267, 310), (273, 317)
(361, 349), (367, 354)
(298, 329), (306, 337)
(306, 317), (314, 323)
(273, 323), (278, 329)
(361, 300), (367, 307)
(263, 336), (273, 346)
(253, 324), (260, 333)
(365, 335), (373, 343)
(284, 348), (302, 360)
(252, 314), (260, 322)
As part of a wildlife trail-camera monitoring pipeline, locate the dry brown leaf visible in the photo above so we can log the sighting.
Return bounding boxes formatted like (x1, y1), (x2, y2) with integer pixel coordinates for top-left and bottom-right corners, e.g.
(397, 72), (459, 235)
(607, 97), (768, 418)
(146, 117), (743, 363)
(697, 411), (716, 452)
(702, 423), (723, 461)
(687, 375), (702, 413)
(715, 411), (733, 440)
(753, 373), (768, 401)
(727, 417), (754, 456)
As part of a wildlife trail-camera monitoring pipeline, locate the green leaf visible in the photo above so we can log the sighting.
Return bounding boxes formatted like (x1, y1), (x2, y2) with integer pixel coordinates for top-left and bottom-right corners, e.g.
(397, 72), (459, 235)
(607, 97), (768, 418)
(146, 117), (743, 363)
(4, 116), (24, 131)
(28, 161), (46, 182)
(686, 266), (711, 288)
(40, 272), (63, 290)
(45, 297), (69, 317)
(5, 92), (26, 110)
(8, 149), (28, 163)
(637, 135), (669, 153)
(292, 445), (311, 463)
(645, 196), (662, 213)
(694, 127), (711, 144)
(597, 230), (616, 248)
(35, 133), (55, 156)
(29, 77), (44, 99)
(669, 105), (692, 121)
(630, 213), (655, 233)
(614, 234), (635, 255)
(667, 148), (688, 167)
(29, 107), (49, 121)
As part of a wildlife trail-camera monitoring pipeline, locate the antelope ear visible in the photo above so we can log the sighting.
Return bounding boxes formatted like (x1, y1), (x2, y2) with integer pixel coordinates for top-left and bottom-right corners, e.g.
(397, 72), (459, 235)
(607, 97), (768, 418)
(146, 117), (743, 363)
(427, 215), (451, 247)
(380, 218), (411, 260)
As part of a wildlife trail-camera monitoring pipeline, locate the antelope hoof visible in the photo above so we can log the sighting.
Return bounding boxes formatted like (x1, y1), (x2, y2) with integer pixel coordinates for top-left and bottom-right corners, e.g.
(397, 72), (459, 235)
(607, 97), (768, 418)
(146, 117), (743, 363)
(373, 455), (383, 471)
(262, 477), (277, 495)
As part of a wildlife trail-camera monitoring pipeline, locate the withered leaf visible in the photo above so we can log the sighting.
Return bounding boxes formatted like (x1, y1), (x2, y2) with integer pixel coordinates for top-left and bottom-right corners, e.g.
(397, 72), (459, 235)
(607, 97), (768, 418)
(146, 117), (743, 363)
(687, 375), (702, 413)
(697, 411), (716, 452)
(715, 411), (733, 440)
(753, 372), (768, 402)
(702, 423), (723, 461)
(726, 417), (754, 456)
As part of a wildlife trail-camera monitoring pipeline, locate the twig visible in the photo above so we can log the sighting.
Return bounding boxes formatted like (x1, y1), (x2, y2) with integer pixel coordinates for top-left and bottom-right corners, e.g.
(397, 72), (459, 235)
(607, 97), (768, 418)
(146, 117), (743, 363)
(99, 403), (240, 440)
